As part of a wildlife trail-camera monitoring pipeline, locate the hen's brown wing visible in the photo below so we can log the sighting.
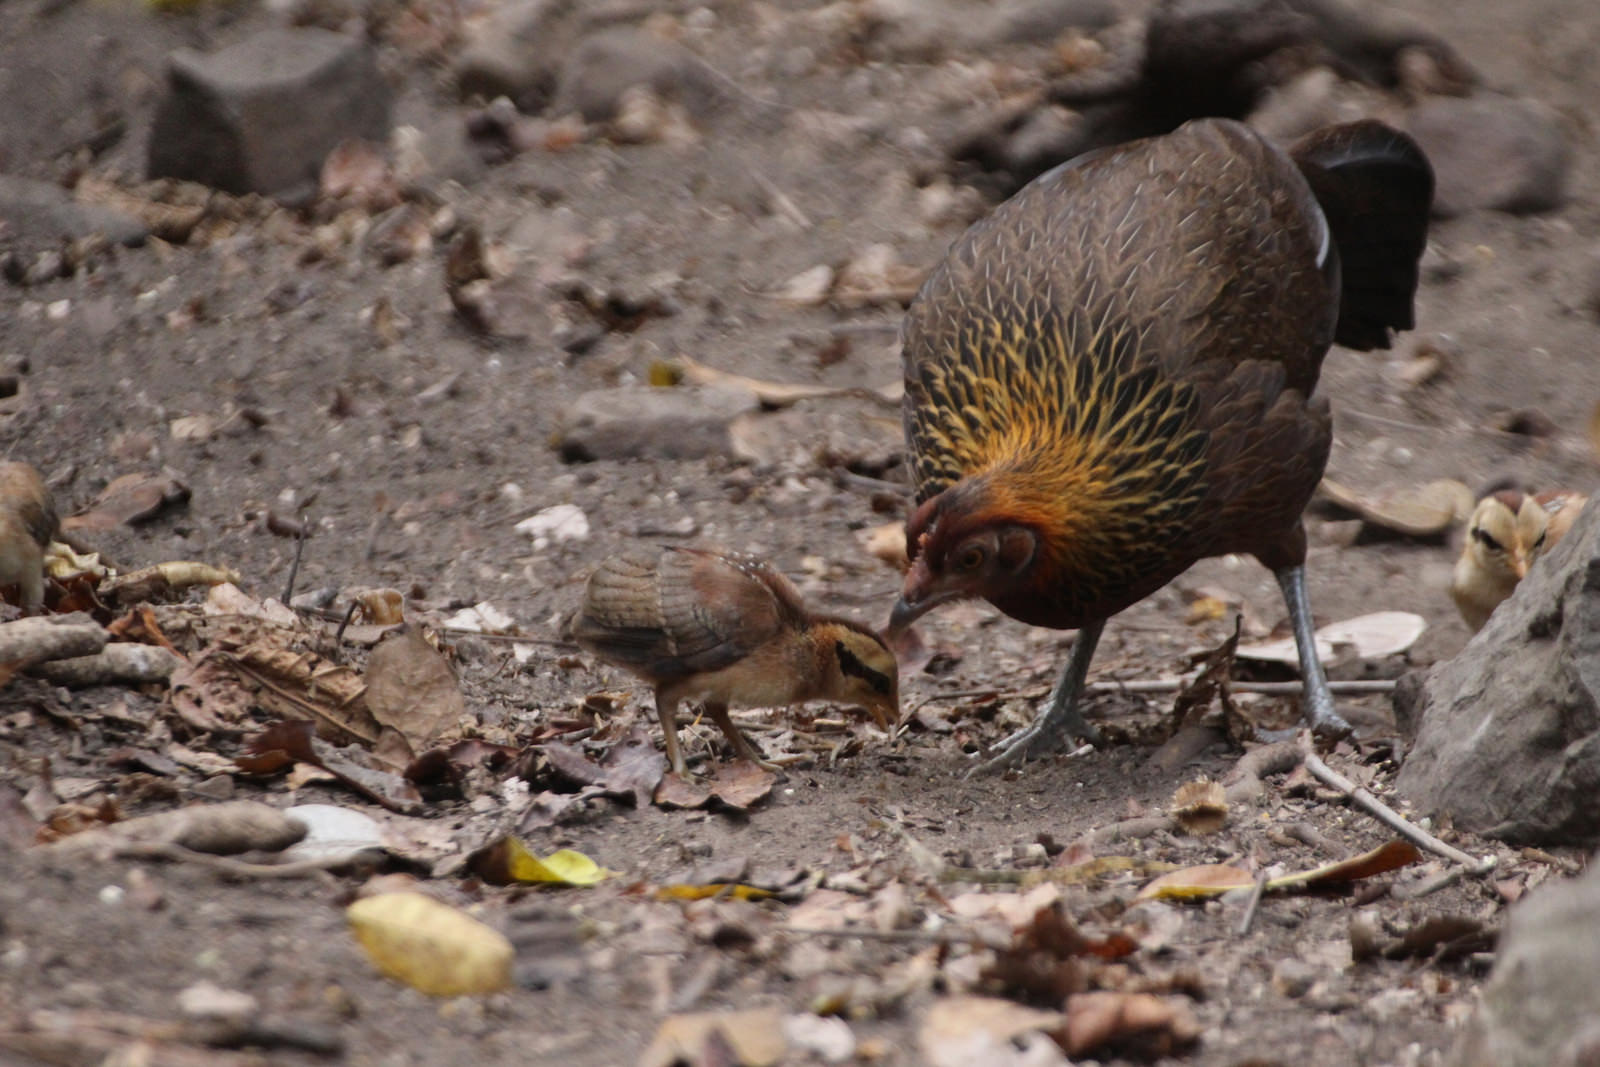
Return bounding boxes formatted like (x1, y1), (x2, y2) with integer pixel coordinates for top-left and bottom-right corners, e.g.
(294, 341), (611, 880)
(902, 118), (1334, 509)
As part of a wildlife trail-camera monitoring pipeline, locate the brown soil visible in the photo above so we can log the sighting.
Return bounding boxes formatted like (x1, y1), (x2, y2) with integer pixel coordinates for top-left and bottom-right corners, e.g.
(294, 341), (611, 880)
(2, 0), (1597, 1065)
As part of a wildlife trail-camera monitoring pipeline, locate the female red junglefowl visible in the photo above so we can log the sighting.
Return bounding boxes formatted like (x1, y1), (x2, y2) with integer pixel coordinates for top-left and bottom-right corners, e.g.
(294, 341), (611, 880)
(889, 117), (1433, 772)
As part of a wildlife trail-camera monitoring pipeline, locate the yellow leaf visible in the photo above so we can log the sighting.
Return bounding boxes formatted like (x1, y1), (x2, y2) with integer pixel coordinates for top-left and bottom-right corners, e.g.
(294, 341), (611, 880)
(654, 883), (775, 902)
(347, 892), (512, 996)
(1136, 864), (1255, 900)
(505, 840), (610, 886)
(1268, 840), (1421, 890)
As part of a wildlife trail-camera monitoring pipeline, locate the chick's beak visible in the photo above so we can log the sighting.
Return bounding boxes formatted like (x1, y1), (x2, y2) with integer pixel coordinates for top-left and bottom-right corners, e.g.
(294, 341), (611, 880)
(867, 696), (895, 731)
(1512, 551), (1530, 580)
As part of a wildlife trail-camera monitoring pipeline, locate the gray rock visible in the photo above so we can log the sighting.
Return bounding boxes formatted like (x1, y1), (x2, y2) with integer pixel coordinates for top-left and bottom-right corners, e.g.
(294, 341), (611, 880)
(1404, 95), (1572, 216)
(1449, 862), (1600, 1067)
(556, 385), (757, 463)
(147, 28), (391, 197)
(0, 175), (149, 252)
(551, 28), (722, 123)
(987, 0), (1119, 44)
(452, 0), (576, 112)
(1395, 499), (1600, 845)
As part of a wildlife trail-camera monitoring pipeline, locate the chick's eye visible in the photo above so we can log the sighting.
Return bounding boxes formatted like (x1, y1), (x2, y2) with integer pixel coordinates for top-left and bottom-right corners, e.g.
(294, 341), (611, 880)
(1472, 527), (1502, 552)
(1534, 531), (1548, 549)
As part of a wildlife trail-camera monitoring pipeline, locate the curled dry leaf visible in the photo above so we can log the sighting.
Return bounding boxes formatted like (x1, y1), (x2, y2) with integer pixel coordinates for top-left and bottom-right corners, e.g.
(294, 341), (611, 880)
(661, 355), (900, 410)
(63, 471), (192, 531)
(1236, 611), (1426, 668)
(238, 720), (423, 814)
(1318, 477), (1474, 538)
(100, 561), (241, 606)
(347, 892), (512, 996)
(1171, 779), (1227, 836)
(467, 837), (610, 887)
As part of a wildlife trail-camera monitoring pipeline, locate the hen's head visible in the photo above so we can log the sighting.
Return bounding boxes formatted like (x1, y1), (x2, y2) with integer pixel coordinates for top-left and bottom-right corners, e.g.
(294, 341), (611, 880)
(887, 483), (1043, 636)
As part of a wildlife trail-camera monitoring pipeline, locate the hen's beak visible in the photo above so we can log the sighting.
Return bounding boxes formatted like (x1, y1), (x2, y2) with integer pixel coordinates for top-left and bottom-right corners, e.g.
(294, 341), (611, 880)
(886, 558), (962, 638)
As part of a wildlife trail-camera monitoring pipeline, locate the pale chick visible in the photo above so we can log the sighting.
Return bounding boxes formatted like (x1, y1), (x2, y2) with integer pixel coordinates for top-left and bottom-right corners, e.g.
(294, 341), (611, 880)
(0, 461), (59, 615)
(569, 546), (899, 776)
(1451, 489), (1588, 632)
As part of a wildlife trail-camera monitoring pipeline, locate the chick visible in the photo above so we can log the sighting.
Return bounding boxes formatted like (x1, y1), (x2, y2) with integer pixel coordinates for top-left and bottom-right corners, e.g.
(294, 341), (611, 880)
(569, 546), (899, 776)
(0, 462), (58, 615)
(1451, 489), (1587, 632)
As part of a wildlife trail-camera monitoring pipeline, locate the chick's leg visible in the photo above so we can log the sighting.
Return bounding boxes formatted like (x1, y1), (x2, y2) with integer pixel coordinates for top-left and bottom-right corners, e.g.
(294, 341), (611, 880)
(655, 695), (690, 777)
(1274, 564), (1352, 737)
(970, 618), (1106, 777)
(704, 702), (786, 773)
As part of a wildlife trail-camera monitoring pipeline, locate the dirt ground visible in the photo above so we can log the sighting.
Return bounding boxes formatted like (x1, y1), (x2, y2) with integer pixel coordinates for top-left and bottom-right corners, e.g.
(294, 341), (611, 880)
(2, 0), (1598, 1064)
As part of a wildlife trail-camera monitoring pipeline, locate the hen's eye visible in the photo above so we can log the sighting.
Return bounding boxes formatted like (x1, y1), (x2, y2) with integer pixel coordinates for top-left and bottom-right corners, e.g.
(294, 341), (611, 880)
(955, 546), (987, 572)
(1472, 527), (1502, 552)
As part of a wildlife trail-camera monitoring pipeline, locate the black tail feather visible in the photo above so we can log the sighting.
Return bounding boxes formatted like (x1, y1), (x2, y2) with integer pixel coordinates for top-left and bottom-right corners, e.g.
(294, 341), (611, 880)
(1292, 120), (1433, 351)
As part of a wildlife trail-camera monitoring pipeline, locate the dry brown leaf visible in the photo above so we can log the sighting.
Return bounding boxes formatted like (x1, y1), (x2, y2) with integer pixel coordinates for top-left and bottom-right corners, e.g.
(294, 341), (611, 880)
(319, 139), (399, 211)
(1062, 991), (1201, 1059)
(64, 472), (191, 531)
(363, 627), (464, 759)
(238, 721), (422, 813)
(226, 640), (379, 746)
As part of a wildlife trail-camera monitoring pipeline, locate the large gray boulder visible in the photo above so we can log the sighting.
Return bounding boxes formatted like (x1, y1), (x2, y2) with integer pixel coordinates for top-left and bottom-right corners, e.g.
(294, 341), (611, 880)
(147, 28), (390, 197)
(1395, 498), (1600, 845)
(1450, 861), (1600, 1067)
(1404, 95), (1572, 216)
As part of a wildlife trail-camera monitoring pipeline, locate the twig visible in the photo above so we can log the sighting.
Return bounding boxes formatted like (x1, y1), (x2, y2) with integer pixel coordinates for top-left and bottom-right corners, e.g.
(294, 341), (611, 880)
(1302, 749), (1496, 875)
(784, 925), (996, 947)
(1236, 870), (1270, 936)
(1393, 865), (1468, 901)
(281, 515), (308, 604)
(747, 168), (812, 230)
(99, 840), (376, 878)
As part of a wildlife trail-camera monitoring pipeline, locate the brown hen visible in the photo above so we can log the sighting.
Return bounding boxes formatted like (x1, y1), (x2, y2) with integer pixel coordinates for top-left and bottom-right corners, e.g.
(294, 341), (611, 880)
(571, 546), (898, 776)
(888, 117), (1433, 772)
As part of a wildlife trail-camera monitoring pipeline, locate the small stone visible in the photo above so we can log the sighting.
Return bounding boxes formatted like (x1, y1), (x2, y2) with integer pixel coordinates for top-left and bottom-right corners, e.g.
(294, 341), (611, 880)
(178, 980), (259, 1024)
(514, 504), (589, 550)
(552, 27), (721, 124)
(1404, 95), (1572, 216)
(1271, 957), (1317, 998)
(148, 28), (391, 197)
(556, 384), (757, 463)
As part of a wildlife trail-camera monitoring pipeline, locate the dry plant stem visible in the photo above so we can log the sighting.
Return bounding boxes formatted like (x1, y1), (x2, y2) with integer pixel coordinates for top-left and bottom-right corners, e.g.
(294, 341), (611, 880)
(1222, 740), (1304, 805)
(281, 518), (308, 604)
(1237, 870), (1270, 936)
(785, 925), (996, 947)
(1394, 865), (1468, 901)
(104, 840), (376, 878)
(1302, 749), (1496, 874)
(29, 643), (182, 687)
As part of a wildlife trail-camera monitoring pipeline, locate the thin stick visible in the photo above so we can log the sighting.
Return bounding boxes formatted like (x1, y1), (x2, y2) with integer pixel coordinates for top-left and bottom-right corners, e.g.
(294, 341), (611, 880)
(1302, 750), (1496, 874)
(785, 925), (995, 947)
(1394, 865), (1467, 901)
(281, 517), (308, 604)
(1236, 870), (1270, 936)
